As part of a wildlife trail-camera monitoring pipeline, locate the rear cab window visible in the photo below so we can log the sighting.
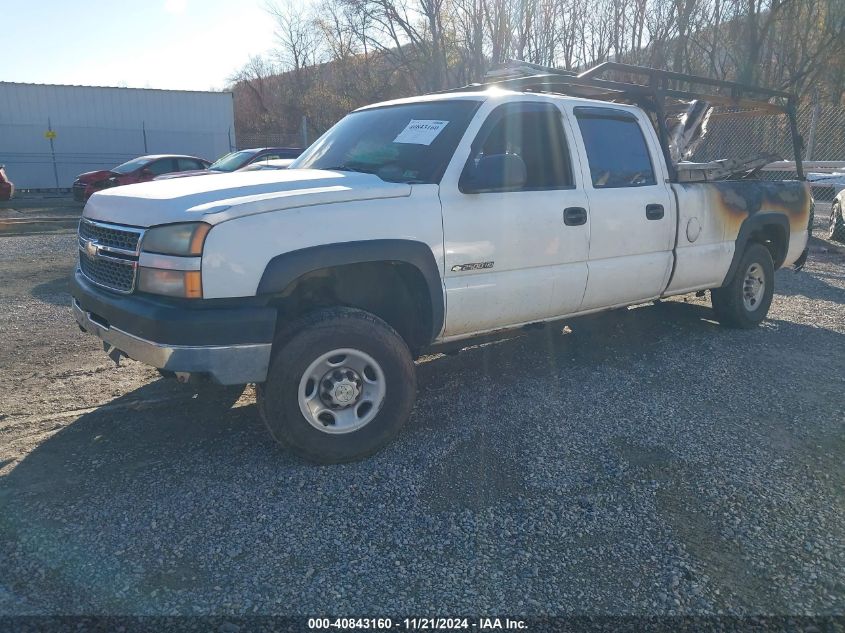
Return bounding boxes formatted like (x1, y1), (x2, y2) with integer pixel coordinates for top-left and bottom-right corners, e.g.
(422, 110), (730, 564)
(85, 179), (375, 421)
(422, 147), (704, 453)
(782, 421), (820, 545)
(574, 107), (656, 188)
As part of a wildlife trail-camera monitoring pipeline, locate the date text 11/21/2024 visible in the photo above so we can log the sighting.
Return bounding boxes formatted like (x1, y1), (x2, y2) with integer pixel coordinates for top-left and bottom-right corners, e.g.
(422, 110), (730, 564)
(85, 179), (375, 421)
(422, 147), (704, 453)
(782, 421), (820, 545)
(307, 617), (528, 630)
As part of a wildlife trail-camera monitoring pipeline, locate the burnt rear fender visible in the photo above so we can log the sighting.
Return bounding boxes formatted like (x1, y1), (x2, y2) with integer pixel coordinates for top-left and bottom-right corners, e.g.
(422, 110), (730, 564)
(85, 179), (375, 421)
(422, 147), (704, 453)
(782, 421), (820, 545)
(722, 212), (790, 286)
(256, 240), (445, 342)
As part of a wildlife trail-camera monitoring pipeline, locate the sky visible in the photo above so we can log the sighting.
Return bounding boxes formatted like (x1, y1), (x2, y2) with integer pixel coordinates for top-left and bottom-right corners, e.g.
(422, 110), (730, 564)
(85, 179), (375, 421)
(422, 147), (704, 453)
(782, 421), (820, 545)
(1, 0), (281, 91)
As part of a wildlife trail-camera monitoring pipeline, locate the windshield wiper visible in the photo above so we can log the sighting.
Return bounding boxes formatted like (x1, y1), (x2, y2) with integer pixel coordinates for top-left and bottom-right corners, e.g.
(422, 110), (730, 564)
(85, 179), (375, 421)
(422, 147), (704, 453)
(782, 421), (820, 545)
(385, 177), (425, 184)
(323, 165), (424, 184)
(323, 165), (374, 174)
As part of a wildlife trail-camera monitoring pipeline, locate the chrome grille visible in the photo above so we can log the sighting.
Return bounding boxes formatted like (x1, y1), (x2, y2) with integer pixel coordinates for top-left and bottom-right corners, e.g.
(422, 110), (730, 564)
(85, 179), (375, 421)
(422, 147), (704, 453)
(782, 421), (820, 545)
(79, 218), (142, 253)
(78, 219), (144, 293)
(79, 252), (136, 293)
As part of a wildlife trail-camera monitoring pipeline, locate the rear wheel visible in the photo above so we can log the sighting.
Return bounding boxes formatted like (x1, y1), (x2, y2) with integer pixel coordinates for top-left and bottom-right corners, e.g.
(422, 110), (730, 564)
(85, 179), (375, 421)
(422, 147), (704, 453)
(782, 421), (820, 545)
(829, 201), (845, 243)
(256, 307), (416, 464)
(711, 242), (774, 329)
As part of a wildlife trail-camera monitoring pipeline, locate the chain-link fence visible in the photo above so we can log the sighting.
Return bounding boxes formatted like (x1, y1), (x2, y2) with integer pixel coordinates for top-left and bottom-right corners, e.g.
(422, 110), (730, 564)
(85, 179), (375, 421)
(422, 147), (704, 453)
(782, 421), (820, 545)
(688, 96), (845, 200)
(237, 131), (305, 150)
(236, 116), (311, 151)
(240, 98), (844, 165)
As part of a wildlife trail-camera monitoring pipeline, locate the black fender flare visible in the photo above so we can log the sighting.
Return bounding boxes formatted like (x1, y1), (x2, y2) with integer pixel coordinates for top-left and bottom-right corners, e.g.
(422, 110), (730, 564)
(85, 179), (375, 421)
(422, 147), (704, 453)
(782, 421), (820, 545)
(721, 212), (790, 286)
(256, 239), (445, 342)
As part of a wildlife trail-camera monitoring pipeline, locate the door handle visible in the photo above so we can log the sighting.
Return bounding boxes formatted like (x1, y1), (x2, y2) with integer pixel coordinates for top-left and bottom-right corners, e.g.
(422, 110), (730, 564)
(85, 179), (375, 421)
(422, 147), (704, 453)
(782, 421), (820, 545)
(563, 206), (587, 226)
(646, 203), (664, 220)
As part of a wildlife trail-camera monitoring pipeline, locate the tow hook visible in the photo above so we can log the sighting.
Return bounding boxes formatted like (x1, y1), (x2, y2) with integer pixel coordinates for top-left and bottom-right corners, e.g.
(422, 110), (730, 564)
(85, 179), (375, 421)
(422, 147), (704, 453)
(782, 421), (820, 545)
(103, 342), (123, 366)
(175, 372), (192, 383)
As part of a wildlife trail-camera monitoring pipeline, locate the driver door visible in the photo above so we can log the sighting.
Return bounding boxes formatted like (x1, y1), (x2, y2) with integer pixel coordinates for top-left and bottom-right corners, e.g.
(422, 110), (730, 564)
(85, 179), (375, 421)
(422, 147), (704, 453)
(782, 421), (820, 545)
(439, 100), (591, 338)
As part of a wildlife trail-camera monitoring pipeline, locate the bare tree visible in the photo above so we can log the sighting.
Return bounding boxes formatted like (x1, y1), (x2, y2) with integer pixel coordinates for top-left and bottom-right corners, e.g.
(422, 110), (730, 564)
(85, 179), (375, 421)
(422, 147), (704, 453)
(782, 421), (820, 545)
(266, 0), (323, 75)
(229, 0), (845, 144)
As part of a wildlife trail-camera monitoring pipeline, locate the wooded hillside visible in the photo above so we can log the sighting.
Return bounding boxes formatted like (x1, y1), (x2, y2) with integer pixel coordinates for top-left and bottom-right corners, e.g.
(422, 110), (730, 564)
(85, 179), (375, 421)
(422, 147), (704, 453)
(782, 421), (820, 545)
(231, 0), (845, 144)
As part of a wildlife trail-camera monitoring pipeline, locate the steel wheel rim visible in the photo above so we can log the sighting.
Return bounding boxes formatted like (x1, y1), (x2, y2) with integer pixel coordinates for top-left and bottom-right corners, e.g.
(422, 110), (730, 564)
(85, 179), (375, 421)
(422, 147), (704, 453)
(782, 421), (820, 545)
(298, 348), (386, 434)
(742, 262), (766, 312)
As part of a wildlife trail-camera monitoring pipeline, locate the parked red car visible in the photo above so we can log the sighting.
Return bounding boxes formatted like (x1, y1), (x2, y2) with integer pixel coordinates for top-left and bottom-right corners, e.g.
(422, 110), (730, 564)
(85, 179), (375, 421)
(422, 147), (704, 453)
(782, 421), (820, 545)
(0, 164), (14, 201)
(72, 154), (211, 202)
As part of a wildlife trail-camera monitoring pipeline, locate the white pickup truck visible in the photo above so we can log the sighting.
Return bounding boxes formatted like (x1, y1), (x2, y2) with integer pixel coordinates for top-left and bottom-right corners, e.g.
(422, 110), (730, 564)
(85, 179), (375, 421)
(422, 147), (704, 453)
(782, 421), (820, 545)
(72, 66), (812, 462)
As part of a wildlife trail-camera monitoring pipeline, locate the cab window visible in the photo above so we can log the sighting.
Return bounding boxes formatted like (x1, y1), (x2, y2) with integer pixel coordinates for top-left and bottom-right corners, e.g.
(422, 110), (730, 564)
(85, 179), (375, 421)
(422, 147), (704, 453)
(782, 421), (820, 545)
(574, 107), (656, 188)
(460, 102), (574, 192)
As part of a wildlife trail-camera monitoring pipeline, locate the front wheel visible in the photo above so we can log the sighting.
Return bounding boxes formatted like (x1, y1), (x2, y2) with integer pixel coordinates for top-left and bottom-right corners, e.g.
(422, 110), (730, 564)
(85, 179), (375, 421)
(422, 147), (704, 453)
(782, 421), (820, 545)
(256, 307), (416, 464)
(711, 242), (774, 329)
(829, 201), (845, 243)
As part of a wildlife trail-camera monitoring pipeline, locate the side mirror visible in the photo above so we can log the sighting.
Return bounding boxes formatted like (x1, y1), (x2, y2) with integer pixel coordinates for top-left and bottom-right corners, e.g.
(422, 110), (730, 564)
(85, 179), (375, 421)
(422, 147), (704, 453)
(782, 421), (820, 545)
(462, 153), (527, 193)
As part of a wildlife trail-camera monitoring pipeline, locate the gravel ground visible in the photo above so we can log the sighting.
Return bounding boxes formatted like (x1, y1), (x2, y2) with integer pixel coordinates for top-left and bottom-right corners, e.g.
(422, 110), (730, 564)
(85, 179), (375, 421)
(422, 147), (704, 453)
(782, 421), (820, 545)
(0, 220), (843, 618)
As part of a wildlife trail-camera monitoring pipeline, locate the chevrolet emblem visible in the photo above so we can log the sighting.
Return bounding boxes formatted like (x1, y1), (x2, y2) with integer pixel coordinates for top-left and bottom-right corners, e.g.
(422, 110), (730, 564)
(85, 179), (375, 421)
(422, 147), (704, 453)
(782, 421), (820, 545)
(84, 239), (99, 258)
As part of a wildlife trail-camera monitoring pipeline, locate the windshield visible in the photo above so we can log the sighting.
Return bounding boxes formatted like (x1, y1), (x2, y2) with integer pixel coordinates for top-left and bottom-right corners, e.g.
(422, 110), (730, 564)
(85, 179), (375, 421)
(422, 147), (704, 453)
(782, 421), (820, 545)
(291, 100), (482, 184)
(112, 156), (153, 174)
(209, 149), (260, 172)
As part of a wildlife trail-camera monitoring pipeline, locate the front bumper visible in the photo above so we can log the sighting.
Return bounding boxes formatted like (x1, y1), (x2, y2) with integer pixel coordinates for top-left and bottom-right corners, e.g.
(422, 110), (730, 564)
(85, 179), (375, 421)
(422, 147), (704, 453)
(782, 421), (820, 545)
(71, 270), (276, 385)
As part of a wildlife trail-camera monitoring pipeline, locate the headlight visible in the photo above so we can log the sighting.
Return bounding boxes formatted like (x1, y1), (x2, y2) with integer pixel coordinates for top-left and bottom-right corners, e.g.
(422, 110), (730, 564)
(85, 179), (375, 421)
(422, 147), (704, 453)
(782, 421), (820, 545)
(138, 268), (203, 298)
(138, 222), (210, 298)
(141, 222), (211, 256)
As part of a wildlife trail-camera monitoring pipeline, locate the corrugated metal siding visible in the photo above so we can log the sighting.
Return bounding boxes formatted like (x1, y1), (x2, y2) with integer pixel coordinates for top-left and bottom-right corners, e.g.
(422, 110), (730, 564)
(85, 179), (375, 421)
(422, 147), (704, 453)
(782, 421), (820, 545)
(0, 83), (235, 189)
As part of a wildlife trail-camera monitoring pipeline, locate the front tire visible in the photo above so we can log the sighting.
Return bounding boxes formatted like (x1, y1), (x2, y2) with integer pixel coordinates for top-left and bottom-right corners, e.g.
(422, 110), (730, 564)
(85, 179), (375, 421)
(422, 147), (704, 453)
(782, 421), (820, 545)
(256, 307), (416, 464)
(829, 201), (845, 243)
(711, 242), (774, 329)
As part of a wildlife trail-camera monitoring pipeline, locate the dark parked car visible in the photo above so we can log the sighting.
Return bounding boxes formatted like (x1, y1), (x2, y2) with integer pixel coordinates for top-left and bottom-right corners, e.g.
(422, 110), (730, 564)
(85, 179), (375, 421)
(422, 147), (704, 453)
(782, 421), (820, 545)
(0, 165), (14, 201)
(72, 154), (211, 202)
(154, 147), (303, 180)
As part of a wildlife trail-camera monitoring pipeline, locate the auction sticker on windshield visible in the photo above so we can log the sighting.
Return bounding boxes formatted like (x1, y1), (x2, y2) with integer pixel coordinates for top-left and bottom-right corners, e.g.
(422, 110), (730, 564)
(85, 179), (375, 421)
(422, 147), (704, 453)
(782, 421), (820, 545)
(393, 120), (449, 145)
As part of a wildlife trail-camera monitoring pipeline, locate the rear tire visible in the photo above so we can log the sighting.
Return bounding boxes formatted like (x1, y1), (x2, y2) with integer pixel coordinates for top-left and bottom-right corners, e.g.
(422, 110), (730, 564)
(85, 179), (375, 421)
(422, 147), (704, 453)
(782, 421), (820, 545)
(711, 242), (774, 329)
(829, 201), (845, 243)
(256, 307), (416, 464)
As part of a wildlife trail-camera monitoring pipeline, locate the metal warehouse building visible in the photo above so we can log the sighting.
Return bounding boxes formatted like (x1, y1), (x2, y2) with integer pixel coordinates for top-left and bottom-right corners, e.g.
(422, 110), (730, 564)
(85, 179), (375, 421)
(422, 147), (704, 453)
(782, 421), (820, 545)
(0, 82), (235, 190)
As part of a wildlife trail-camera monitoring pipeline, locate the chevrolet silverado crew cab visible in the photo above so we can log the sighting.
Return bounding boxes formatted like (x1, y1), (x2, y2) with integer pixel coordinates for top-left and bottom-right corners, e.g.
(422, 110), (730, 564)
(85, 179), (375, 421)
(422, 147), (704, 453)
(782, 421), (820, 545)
(72, 63), (812, 463)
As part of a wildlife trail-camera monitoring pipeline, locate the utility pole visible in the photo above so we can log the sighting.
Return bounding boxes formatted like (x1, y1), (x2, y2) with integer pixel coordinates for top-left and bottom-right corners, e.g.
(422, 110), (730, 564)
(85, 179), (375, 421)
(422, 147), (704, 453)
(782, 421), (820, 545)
(46, 117), (59, 190)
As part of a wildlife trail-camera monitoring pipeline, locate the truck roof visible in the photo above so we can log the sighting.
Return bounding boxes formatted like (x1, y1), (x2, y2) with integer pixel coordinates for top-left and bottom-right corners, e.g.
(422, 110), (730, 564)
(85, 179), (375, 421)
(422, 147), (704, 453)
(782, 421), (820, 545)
(356, 89), (643, 114)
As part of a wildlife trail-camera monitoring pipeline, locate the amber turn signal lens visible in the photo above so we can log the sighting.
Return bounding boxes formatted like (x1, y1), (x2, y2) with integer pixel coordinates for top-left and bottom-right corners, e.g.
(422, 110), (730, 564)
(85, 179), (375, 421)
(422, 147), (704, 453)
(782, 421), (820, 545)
(188, 223), (211, 256)
(184, 271), (202, 298)
(138, 268), (203, 299)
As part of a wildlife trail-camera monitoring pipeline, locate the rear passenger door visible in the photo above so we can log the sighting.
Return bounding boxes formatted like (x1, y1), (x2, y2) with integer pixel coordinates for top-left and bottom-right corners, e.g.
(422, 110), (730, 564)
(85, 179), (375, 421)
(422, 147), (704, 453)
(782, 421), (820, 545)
(440, 100), (591, 337)
(569, 106), (675, 310)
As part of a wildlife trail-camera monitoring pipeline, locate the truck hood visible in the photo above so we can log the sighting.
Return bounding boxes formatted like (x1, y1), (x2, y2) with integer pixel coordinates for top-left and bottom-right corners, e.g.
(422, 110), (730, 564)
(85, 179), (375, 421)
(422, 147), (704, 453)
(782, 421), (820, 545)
(83, 169), (412, 228)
